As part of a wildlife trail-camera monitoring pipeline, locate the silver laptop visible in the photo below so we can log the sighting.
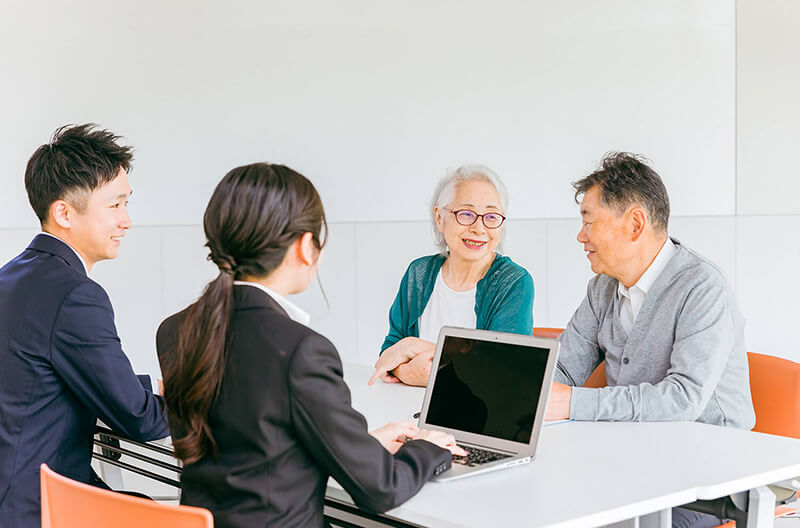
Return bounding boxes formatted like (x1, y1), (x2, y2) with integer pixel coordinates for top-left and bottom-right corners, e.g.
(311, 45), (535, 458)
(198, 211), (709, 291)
(418, 326), (559, 482)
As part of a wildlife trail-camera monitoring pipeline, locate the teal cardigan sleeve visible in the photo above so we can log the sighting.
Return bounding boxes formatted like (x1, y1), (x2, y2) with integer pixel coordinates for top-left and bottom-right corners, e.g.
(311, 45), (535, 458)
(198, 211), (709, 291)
(475, 256), (534, 335)
(381, 268), (413, 352)
(380, 255), (445, 353)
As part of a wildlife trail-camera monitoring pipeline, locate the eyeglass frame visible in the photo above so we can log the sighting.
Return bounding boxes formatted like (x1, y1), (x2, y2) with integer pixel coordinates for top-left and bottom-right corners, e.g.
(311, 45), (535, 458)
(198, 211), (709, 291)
(443, 207), (507, 229)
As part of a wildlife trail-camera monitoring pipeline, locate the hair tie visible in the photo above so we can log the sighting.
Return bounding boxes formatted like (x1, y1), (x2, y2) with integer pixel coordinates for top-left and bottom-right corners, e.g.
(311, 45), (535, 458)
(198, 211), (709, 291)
(207, 252), (237, 276)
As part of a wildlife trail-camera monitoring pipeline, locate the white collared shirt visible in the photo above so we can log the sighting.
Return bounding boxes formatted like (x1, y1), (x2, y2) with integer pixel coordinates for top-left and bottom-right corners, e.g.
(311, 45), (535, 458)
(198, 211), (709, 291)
(233, 281), (311, 326)
(39, 231), (88, 274)
(617, 238), (677, 334)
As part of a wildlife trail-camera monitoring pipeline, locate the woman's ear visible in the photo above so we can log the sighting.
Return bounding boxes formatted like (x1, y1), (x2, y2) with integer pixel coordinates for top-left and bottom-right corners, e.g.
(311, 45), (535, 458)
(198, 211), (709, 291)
(434, 206), (444, 233)
(297, 232), (316, 266)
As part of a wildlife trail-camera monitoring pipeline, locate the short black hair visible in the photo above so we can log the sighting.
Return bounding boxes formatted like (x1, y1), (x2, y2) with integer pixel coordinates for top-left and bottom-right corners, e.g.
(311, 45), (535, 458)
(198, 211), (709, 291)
(573, 152), (670, 233)
(24, 124), (134, 223)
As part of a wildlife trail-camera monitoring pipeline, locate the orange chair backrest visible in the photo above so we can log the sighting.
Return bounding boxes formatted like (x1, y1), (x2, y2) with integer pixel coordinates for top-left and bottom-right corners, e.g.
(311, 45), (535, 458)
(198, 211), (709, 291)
(747, 352), (800, 439)
(533, 327), (565, 340)
(583, 362), (607, 388)
(40, 464), (213, 528)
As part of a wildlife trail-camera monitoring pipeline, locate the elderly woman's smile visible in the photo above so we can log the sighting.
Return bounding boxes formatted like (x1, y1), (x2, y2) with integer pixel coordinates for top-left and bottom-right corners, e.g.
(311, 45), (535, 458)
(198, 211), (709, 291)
(462, 238), (487, 249)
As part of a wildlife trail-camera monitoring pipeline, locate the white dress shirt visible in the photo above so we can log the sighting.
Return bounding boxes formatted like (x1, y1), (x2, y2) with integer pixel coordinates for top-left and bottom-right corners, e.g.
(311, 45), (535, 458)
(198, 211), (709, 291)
(233, 280), (311, 326)
(616, 238), (677, 334)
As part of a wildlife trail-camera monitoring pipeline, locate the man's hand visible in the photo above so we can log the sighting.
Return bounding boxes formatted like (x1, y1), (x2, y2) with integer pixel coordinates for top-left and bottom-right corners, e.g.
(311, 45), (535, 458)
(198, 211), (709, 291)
(368, 337), (435, 385)
(546, 382), (572, 421)
(369, 421), (420, 454)
(394, 349), (435, 387)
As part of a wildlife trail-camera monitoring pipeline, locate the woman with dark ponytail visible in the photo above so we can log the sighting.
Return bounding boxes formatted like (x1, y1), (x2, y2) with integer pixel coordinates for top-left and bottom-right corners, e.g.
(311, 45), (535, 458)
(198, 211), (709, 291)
(157, 163), (463, 528)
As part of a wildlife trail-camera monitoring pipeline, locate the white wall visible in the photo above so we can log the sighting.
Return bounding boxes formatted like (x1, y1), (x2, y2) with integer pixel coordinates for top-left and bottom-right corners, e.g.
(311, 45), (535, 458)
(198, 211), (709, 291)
(735, 0), (800, 360)
(1, 0), (798, 382)
(0, 0), (734, 226)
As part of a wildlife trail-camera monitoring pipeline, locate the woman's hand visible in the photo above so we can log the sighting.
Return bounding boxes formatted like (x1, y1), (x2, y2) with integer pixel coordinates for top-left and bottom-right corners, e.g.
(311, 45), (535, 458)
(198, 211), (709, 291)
(393, 349), (434, 387)
(414, 429), (467, 457)
(369, 421), (420, 454)
(368, 338), (435, 385)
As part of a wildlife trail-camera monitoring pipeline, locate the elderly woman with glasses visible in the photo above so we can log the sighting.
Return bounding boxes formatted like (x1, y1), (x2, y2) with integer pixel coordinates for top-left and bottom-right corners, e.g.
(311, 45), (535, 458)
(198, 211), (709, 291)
(369, 165), (534, 387)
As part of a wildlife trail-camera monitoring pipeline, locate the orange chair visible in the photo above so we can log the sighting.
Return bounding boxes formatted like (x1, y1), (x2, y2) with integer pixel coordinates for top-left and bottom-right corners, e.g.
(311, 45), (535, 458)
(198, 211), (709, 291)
(40, 463), (213, 528)
(747, 352), (800, 439)
(583, 362), (607, 388)
(741, 352), (800, 520)
(533, 327), (565, 339)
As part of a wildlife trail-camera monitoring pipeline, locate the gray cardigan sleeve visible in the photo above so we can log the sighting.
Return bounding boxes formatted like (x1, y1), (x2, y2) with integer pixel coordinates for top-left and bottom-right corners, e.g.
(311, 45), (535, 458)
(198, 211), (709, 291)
(570, 280), (736, 422)
(555, 279), (604, 387)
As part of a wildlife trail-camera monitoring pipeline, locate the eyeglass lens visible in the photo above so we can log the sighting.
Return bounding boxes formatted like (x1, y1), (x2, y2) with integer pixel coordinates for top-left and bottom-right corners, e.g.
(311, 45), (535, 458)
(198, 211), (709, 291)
(454, 210), (504, 228)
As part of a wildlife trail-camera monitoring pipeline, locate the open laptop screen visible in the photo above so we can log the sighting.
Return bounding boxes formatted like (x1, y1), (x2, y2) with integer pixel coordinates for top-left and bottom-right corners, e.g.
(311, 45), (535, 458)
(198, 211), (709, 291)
(424, 335), (550, 444)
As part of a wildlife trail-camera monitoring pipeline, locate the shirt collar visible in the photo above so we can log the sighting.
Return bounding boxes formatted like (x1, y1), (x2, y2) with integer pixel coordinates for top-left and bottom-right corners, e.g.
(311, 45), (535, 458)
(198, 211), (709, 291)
(39, 231), (88, 274)
(233, 280), (311, 326)
(618, 237), (677, 298)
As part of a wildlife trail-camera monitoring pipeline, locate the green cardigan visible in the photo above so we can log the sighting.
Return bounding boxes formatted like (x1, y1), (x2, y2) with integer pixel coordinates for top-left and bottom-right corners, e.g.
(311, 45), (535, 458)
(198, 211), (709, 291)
(380, 253), (535, 352)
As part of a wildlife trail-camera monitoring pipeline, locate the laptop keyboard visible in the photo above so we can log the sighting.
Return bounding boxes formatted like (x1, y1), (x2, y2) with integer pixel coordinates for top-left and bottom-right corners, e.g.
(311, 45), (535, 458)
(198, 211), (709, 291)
(453, 445), (512, 467)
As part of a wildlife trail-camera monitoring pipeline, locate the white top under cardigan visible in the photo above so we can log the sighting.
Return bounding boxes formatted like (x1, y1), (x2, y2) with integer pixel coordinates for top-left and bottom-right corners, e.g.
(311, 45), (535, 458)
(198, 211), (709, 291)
(417, 270), (477, 343)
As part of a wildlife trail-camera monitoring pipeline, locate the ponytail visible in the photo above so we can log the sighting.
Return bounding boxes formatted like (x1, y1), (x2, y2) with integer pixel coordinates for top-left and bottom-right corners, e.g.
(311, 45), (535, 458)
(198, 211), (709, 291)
(161, 162), (326, 465)
(163, 271), (234, 464)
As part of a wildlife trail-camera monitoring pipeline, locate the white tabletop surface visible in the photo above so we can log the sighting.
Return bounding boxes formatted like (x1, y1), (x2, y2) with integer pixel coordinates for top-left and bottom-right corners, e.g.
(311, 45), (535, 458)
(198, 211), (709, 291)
(330, 362), (800, 528)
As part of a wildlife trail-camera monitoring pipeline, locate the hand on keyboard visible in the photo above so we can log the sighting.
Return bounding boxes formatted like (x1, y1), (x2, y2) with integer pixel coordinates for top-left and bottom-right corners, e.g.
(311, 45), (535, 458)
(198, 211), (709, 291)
(415, 430), (467, 456)
(452, 445), (512, 466)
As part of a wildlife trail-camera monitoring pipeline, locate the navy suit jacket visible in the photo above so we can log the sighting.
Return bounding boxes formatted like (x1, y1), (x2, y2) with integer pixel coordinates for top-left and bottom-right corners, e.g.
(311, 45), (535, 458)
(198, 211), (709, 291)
(0, 234), (169, 528)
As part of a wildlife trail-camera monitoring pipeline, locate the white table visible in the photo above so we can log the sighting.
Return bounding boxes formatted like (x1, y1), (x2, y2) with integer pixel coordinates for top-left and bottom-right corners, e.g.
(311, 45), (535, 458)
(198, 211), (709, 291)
(324, 363), (800, 528)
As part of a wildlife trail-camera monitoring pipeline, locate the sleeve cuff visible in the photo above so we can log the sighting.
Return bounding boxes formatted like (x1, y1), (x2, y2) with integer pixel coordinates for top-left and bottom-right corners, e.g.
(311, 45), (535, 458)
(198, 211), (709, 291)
(570, 386), (599, 421)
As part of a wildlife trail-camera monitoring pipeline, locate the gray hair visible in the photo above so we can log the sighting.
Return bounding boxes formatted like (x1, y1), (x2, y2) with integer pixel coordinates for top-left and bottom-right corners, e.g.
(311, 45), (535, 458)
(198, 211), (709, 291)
(430, 164), (509, 254)
(573, 152), (670, 234)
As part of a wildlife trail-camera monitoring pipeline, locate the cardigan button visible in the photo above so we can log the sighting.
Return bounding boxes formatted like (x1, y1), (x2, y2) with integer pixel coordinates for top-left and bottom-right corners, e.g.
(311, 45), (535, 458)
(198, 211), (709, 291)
(622, 357), (630, 365)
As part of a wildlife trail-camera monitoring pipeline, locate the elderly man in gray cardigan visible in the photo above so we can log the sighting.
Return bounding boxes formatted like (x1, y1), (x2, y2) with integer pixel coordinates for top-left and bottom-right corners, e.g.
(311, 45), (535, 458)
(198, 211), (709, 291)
(546, 153), (755, 528)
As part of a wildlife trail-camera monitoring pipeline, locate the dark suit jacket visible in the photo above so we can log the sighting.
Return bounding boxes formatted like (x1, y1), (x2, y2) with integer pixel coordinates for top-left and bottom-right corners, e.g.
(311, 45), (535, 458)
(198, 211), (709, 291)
(0, 234), (169, 528)
(157, 285), (451, 528)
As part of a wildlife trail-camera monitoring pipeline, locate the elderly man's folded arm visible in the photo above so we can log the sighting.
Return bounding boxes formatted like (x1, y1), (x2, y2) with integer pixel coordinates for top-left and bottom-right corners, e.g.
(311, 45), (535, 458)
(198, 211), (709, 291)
(570, 284), (735, 422)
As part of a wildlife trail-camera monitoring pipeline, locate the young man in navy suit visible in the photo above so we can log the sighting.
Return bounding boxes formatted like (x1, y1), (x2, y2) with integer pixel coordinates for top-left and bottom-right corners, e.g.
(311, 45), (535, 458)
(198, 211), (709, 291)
(0, 124), (169, 528)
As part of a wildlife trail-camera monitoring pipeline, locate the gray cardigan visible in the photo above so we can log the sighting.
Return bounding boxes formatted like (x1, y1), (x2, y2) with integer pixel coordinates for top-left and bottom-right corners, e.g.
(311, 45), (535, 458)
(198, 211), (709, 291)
(555, 239), (755, 430)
